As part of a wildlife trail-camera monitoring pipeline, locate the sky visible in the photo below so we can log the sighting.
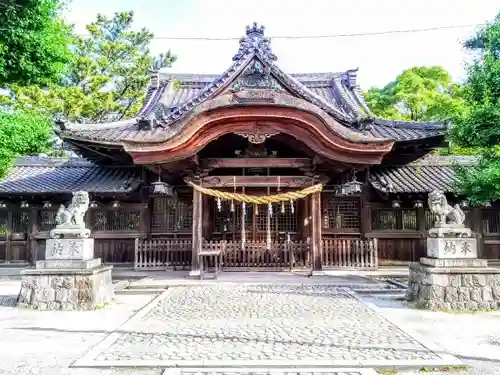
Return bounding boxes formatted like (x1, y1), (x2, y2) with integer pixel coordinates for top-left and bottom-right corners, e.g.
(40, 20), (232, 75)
(63, 0), (500, 90)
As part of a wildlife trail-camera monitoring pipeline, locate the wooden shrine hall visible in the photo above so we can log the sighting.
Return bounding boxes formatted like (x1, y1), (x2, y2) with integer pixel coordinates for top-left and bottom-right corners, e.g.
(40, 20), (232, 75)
(0, 23), (499, 271)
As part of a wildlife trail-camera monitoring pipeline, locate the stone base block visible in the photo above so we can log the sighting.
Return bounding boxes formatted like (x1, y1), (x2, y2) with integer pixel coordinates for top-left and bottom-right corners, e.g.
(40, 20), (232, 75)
(46, 238), (94, 261)
(406, 262), (500, 311)
(420, 257), (488, 268)
(16, 265), (113, 311)
(35, 258), (102, 270)
(427, 237), (477, 259)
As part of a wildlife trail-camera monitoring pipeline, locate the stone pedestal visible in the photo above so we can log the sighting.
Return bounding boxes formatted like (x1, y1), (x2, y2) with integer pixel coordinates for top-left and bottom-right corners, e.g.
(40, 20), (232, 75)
(406, 259), (500, 310)
(427, 237), (477, 259)
(408, 190), (500, 310)
(17, 238), (113, 311)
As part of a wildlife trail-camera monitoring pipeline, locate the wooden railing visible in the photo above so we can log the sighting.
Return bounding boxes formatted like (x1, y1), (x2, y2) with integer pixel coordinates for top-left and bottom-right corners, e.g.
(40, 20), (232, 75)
(203, 240), (310, 269)
(134, 238), (192, 270)
(134, 238), (378, 270)
(322, 238), (378, 269)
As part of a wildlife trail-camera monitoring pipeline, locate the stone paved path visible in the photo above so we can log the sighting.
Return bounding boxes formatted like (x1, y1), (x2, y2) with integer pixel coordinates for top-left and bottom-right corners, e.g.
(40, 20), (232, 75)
(73, 284), (455, 369)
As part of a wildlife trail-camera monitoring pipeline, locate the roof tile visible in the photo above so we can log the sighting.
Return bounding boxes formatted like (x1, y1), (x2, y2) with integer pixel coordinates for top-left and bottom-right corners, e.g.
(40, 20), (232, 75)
(0, 157), (141, 194)
(369, 156), (476, 193)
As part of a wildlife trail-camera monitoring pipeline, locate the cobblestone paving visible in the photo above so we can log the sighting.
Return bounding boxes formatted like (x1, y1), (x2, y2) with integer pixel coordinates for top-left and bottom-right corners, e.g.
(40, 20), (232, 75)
(175, 372), (365, 375)
(94, 284), (440, 363)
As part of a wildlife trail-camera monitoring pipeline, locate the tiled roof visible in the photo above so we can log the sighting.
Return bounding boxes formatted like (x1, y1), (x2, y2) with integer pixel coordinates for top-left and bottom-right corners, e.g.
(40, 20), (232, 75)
(57, 23), (446, 148)
(369, 156), (476, 193)
(0, 157), (142, 194)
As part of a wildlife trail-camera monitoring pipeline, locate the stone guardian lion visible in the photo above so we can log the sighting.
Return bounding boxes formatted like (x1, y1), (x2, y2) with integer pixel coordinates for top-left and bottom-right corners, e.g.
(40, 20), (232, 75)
(428, 190), (465, 226)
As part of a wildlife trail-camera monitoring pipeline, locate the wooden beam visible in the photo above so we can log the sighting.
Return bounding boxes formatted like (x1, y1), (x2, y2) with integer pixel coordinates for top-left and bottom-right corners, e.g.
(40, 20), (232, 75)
(193, 175), (319, 188)
(200, 158), (312, 170)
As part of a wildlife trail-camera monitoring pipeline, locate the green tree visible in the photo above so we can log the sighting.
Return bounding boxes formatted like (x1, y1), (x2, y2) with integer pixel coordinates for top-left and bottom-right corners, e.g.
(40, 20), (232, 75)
(11, 11), (176, 122)
(0, 0), (72, 87)
(364, 66), (465, 122)
(450, 13), (500, 205)
(0, 108), (53, 178)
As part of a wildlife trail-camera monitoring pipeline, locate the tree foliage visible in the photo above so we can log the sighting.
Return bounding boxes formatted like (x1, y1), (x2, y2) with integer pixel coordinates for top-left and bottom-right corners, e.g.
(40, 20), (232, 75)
(450, 13), (500, 205)
(10, 11), (176, 123)
(0, 0), (72, 87)
(0, 108), (53, 178)
(364, 66), (465, 122)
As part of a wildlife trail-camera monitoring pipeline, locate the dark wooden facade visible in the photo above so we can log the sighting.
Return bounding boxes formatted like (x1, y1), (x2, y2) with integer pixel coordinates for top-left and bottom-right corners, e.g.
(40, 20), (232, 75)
(1, 23), (495, 270)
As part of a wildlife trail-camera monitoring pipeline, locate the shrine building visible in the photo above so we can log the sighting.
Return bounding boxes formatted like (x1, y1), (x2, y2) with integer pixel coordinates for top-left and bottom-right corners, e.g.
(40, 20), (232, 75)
(0, 23), (497, 271)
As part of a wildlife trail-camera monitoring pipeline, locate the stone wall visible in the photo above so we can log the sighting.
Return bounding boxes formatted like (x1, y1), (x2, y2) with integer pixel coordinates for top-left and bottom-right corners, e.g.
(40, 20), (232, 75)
(406, 262), (500, 310)
(17, 266), (113, 311)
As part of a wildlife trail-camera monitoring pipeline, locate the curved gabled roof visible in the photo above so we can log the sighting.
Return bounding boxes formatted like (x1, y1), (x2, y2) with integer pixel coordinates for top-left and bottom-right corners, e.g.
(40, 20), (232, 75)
(56, 23), (447, 147)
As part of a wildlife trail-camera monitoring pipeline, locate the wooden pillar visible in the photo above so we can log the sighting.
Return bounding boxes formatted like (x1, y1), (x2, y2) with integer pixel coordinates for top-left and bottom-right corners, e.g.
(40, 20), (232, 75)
(5, 211), (13, 263)
(140, 202), (150, 239)
(202, 195), (211, 240)
(311, 192), (323, 271)
(470, 206), (484, 258)
(190, 186), (203, 274)
(29, 207), (39, 265)
(360, 186), (371, 238)
(416, 204), (426, 262)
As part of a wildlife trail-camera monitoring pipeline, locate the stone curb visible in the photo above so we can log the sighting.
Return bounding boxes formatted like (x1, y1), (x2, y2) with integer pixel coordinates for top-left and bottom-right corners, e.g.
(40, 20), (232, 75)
(162, 368), (379, 374)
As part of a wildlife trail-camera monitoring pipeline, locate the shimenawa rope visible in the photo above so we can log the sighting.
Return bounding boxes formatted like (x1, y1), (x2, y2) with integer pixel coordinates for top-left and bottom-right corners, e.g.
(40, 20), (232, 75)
(187, 181), (322, 204)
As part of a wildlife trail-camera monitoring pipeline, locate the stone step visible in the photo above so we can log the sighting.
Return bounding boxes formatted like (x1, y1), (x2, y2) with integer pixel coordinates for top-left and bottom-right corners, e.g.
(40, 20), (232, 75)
(115, 288), (166, 295)
(162, 368), (379, 375)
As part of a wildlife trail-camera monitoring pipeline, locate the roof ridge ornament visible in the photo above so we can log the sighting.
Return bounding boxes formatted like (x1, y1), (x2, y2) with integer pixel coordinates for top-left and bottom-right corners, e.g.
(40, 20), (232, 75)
(233, 22), (277, 62)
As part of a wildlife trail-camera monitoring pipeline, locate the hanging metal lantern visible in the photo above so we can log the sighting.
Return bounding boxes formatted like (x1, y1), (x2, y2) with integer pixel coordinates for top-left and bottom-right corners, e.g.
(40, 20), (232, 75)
(392, 200), (401, 208)
(0, 201), (7, 209)
(413, 200), (424, 208)
(346, 178), (363, 195)
(150, 180), (174, 196)
(110, 200), (120, 209)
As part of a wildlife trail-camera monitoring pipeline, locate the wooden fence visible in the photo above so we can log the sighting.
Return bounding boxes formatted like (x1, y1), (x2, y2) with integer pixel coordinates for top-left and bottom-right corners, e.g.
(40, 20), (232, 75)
(322, 238), (378, 269)
(134, 238), (192, 270)
(134, 238), (378, 270)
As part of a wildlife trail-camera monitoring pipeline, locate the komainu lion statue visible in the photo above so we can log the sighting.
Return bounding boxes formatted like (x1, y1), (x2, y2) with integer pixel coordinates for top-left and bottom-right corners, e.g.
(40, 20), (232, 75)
(50, 191), (90, 238)
(428, 190), (465, 226)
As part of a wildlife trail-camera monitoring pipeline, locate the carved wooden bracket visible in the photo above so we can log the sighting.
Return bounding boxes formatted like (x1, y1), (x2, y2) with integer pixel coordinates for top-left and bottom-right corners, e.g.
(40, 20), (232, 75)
(234, 128), (279, 144)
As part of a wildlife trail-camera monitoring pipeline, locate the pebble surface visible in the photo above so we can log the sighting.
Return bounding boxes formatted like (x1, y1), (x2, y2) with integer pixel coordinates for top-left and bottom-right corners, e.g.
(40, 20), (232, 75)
(95, 284), (439, 363)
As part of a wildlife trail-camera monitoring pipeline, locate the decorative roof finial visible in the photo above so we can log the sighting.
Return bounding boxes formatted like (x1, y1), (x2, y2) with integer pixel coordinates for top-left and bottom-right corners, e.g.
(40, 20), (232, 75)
(246, 22), (265, 37)
(233, 22), (277, 62)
